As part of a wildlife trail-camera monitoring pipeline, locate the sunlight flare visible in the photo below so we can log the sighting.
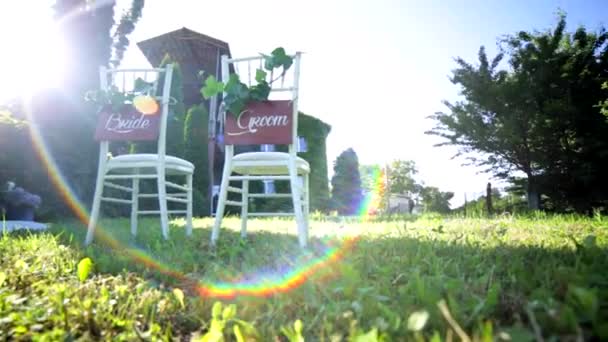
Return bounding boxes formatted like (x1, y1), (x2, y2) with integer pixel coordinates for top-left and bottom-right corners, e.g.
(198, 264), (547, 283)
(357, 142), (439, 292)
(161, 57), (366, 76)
(0, 4), (67, 101)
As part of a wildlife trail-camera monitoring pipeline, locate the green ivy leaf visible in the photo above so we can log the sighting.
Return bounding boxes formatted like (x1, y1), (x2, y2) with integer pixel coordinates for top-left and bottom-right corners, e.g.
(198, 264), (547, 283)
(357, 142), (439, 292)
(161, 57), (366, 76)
(228, 103), (245, 118)
(255, 69), (267, 83)
(225, 74), (249, 99)
(249, 81), (271, 102)
(134, 78), (153, 93)
(271, 47), (293, 70)
(264, 47), (293, 71)
(77, 257), (94, 282)
(201, 75), (225, 99)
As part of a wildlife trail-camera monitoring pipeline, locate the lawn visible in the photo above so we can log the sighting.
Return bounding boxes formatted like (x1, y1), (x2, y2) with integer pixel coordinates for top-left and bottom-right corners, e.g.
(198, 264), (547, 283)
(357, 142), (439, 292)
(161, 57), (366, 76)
(1, 213), (607, 341)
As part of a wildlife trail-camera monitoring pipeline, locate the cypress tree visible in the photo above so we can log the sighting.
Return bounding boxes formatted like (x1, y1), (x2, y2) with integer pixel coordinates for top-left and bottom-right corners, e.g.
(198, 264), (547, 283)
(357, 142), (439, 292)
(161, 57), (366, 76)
(183, 104), (210, 215)
(330, 148), (363, 215)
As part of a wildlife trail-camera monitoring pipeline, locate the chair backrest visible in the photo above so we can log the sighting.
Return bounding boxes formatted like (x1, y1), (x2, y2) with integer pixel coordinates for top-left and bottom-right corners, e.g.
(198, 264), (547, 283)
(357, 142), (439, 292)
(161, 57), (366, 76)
(220, 53), (301, 150)
(94, 65), (173, 157)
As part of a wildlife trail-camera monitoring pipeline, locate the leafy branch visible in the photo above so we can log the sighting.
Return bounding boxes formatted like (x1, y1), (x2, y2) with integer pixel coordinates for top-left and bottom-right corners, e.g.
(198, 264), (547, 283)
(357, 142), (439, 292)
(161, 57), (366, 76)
(201, 47), (294, 117)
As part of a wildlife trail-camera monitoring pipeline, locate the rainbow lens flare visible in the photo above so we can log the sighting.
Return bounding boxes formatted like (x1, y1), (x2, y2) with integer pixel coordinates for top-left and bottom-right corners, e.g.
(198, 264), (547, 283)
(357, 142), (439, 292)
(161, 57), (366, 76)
(15, 0), (361, 299)
(21, 93), (359, 300)
(358, 167), (387, 219)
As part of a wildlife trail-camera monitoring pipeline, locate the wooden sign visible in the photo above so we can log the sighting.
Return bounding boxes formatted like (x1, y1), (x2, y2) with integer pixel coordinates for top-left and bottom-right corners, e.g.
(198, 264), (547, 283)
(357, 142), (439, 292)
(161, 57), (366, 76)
(225, 100), (293, 145)
(94, 104), (160, 141)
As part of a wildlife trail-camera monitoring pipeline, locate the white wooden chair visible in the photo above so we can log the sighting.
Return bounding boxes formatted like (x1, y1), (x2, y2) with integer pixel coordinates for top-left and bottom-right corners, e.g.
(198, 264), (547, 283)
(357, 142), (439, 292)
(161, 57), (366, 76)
(211, 52), (309, 248)
(85, 64), (194, 245)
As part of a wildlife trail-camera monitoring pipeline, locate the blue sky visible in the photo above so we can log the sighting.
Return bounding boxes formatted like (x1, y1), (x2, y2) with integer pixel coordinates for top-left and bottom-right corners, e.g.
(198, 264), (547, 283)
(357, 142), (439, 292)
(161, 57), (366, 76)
(1, 0), (607, 206)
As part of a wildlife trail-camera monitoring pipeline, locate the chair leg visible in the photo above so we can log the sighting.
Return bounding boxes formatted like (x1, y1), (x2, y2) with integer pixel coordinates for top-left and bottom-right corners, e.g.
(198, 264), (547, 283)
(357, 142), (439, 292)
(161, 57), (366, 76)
(157, 168), (169, 240)
(240, 179), (249, 238)
(85, 172), (105, 245)
(186, 173), (193, 236)
(131, 178), (139, 237)
(211, 158), (232, 245)
(289, 165), (308, 248)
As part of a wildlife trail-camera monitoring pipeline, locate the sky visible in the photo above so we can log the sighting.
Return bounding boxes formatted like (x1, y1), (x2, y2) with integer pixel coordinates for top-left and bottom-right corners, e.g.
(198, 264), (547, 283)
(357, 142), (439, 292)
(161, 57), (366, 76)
(1, 0), (607, 207)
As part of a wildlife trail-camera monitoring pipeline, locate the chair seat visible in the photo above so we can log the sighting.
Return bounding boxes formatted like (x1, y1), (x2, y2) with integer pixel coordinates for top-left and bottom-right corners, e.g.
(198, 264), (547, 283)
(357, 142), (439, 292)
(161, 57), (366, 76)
(231, 152), (309, 175)
(106, 154), (194, 174)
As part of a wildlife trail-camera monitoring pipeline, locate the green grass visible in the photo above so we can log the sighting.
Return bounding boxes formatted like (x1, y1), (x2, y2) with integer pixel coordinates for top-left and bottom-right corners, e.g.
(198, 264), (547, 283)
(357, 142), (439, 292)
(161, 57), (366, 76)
(1, 213), (607, 341)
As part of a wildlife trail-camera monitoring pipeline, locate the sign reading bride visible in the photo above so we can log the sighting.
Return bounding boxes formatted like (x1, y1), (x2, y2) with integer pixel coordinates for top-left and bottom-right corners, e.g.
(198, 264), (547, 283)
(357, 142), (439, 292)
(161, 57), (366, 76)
(94, 104), (161, 141)
(225, 100), (293, 145)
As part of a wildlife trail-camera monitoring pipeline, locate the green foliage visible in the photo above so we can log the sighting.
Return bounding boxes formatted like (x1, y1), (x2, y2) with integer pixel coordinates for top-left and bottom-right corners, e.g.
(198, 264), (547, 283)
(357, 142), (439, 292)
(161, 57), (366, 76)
(0, 233), (189, 340)
(419, 186), (453, 213)
(281, 319), (304, 342)
(84, 79), (156, 112)
(331, 148), (363, 215)
(427, 14), (608, 212)
(7, 1), (146, 219)
(3, 214), (608, 340)
(184, 104), (211, 216)
(387, 160), (421, 197)
(192, 301), (259, 341)
(110, 0), (145, 67)
(298, 112), (332, 212)
(200, 47), (294, 117)
(201, 75), (224, 99)
(0, 108), (40, 216)
(263, 47), (294, 71)
(455, 189), (528, 216)
(600, 81), (608, 118)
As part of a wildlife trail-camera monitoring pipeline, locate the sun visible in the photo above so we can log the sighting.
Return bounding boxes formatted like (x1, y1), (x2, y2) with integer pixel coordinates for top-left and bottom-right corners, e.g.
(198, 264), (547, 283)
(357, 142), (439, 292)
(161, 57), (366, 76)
(0, 3), (67, 102)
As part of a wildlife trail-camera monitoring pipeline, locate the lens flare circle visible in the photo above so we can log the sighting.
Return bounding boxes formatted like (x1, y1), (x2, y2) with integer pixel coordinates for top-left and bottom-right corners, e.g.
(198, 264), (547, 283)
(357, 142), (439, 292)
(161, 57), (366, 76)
(133, 95), (159, 115)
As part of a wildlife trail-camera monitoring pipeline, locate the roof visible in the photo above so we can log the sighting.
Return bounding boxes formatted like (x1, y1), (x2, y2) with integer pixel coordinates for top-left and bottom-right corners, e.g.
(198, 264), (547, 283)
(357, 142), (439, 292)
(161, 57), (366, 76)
(137, 27), (230, 66)
(137, 28), (232, 105)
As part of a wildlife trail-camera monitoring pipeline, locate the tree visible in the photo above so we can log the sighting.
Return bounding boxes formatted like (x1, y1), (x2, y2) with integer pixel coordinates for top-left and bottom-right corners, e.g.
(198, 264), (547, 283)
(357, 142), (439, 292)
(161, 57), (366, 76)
(420, 186), (453, 213)
(184, 104), (210, 216)
(600, 82), (608, 118)
(17, 1), (147, 217)
(427, 14), (608, 212)
(386, 160), (421, 198)
(111, 0), (145, 67)
(331, 148), (363, 215)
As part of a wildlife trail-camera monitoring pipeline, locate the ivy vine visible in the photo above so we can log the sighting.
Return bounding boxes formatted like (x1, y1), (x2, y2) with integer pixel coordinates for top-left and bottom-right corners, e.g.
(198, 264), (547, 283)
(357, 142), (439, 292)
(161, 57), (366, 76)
(201, 47), (294, 117)
(84, 78), (156, 112)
